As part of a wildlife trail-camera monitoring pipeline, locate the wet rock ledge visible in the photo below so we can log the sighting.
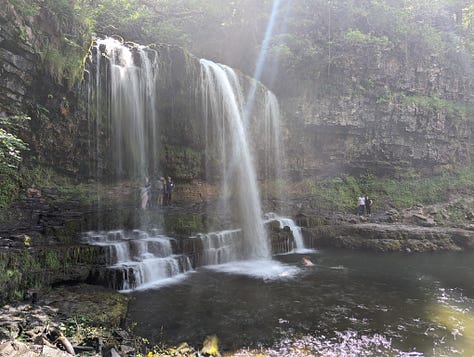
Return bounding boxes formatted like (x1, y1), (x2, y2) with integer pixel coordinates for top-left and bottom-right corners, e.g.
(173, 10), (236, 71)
(297, 198), (474, 253)
(302, 222), (474, 252)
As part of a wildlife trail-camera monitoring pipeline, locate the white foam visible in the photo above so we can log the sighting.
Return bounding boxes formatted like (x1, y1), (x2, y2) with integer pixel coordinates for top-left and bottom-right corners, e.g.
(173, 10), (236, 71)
(205, 259), (301, 280)
(120, 271), (193, 293)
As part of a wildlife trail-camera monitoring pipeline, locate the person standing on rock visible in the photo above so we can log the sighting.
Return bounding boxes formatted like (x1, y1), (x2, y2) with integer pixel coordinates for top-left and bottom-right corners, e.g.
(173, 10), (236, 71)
(357, 195), (365, 216)
(365, 195), (373, 216)
(140, 177), (151, 210)
(166, 176), (174, 205)
(157, 176), (166, 207)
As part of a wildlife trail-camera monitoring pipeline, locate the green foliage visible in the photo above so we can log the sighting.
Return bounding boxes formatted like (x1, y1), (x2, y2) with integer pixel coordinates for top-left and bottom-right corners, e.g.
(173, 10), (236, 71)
(9, 0), (93, 88)
(19, 165), (98, 205)
(0, 116), (29, 213)
(9, 0), (40, 17)
(0, 247), (106, 305)
(45, 251), (62, 270)
(11, 0), (470, 93)
(298, 166), (474, 213)
(20, 165), (57, 187)
(0, 176), (20, 220)
(303, 175), (364, 212)
(11, 0), (473, 90)
(368, 167), (473, 209)
(344, 29), (392, 49)
(0, 116), (29, 174)
(160, 145), (203, 181)
(164, 214), (204, 236)
(40, 41), (90, 87)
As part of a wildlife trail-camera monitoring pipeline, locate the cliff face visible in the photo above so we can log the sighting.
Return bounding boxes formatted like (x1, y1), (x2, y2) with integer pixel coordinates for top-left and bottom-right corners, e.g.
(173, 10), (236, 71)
(0, 2), (92, 174)
(277, 47), (474, 177)
(0, 2), (38, 116)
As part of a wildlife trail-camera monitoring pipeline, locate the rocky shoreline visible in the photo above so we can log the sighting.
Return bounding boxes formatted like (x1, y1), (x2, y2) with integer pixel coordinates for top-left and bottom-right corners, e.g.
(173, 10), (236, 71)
(303, 222), (474, 252)
(295, 195), (474, 253)
(0, 284), (130, 357)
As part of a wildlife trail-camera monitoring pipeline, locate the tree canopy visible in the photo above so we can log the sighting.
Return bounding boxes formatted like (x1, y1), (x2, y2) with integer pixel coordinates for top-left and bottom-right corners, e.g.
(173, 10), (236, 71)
(9, 0), (474, 92)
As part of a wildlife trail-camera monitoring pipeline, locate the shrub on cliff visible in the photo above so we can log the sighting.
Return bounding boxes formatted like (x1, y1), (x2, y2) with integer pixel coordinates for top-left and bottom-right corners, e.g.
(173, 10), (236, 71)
(0, 115), (29, 213)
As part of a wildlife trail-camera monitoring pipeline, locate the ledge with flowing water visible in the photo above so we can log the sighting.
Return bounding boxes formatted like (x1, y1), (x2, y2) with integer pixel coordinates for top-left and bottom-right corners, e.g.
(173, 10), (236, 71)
(82, 214), (305, 291)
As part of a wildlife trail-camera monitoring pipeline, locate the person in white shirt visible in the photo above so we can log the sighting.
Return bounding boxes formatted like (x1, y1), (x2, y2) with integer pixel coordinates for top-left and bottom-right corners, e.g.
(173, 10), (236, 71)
(357, 195), (365, 216)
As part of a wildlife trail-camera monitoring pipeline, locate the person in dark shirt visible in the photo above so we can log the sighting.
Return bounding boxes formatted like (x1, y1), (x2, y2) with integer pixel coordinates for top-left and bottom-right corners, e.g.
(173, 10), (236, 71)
(365, 195), (373, 216)
(166, 176), (174, 205)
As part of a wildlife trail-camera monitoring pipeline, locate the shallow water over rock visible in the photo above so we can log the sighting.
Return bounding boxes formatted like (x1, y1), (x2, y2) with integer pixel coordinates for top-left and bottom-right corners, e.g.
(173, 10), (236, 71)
(127, 249), (474, 356)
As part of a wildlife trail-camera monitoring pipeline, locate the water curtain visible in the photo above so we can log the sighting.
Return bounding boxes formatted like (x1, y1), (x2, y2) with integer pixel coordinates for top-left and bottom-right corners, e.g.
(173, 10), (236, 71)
(88, 37), (159, 179)
(200, 60), (270, 260)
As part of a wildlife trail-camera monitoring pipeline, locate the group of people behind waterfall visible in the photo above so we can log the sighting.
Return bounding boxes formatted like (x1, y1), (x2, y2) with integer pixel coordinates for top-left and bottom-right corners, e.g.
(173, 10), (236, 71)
(357, 194), (373, 216)
(140, 175), (174, 210)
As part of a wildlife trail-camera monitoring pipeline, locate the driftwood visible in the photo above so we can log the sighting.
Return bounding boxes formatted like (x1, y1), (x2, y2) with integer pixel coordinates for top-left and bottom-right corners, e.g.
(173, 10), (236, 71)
(58, 335), (75, 355)
(49, 329), (76, 355)
(41, 337), (57, 349)
(24, 325), (75, 355)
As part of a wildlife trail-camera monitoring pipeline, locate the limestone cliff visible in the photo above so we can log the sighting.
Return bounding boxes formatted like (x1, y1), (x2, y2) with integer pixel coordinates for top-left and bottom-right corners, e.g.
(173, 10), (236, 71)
(0, 0), (92, 174)
(0, 2), (38, 116)
(274, 42), (474, 177)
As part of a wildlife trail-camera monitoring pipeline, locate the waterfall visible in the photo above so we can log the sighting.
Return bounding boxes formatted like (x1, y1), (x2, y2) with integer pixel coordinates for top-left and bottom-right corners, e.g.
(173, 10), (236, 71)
(88, 37), (160, 179)
(200, 59), (270, 261)
(84, 38), (300, 290)
(194, 229), (242, 265)
(264, 212), (307, 252)
(264, 91), (283, 182)
(83, 230), (193, 291)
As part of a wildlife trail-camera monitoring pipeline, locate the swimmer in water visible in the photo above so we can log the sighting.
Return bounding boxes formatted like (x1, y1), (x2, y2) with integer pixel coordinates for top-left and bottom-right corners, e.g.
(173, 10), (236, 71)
(302, 256), (314, 266)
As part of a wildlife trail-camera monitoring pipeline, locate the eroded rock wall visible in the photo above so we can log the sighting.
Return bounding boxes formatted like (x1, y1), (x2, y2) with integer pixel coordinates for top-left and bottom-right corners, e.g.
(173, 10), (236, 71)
(277, 47), (474, 177)
(0, 2), (38, 116)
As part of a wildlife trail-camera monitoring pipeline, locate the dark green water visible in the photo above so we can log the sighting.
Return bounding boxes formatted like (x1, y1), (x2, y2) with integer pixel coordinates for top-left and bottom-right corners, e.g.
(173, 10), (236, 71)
(127, 249), (474, 356)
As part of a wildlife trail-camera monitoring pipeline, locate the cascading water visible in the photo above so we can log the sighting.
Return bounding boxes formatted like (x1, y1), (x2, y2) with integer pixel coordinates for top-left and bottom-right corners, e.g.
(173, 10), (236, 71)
(85, 37), (305, 290)
(83, 230), (193, 291)
(88, 37), (160, 179)
(200, 59), (270, 261)
(264, 212), (307, 252)
(194, 229), (242, 265)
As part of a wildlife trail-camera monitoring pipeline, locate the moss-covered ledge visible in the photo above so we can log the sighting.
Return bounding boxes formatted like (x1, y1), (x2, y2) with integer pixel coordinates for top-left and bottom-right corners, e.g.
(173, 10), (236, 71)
(0, 245), (105, 306)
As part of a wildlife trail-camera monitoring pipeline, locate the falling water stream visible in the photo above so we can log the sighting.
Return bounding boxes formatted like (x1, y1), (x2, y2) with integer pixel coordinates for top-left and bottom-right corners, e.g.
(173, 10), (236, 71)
(200, 59), (270, 261)
(88, 37), (160, 179)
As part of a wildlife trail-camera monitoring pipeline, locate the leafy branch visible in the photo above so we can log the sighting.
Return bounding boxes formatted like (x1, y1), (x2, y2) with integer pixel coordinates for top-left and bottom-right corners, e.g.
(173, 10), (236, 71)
(0, 115), (30, 175)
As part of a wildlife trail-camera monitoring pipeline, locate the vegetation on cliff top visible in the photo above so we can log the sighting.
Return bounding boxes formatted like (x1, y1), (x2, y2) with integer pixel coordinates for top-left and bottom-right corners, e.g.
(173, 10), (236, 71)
(8, 0), (473, 93)
(9, 0), (93, 88)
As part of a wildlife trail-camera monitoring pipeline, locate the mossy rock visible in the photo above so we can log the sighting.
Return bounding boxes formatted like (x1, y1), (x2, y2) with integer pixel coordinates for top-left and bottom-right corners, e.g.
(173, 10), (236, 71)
(45, 284), (129, 328)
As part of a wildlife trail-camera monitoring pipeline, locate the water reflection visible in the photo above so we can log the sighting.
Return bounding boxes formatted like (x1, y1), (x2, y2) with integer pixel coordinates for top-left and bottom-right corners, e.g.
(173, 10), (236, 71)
(127, 250), (474, 355)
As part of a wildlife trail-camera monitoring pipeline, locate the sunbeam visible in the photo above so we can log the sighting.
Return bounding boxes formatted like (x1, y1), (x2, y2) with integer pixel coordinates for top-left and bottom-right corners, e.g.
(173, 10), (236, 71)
(243, 0), (283, 121)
